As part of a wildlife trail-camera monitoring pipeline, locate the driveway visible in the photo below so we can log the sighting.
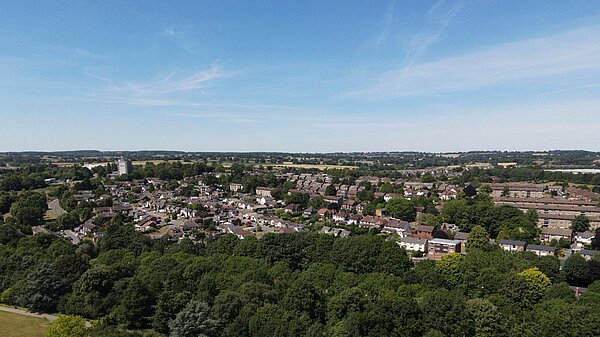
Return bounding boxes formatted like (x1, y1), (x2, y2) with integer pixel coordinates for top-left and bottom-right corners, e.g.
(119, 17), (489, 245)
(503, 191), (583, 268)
(48, 199), (65, 216)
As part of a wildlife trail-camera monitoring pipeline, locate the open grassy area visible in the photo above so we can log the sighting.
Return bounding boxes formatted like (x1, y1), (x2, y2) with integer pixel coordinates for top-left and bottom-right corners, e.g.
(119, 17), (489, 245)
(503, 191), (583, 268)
(44, 210), (58, 221)
(0, 310), (50, 337)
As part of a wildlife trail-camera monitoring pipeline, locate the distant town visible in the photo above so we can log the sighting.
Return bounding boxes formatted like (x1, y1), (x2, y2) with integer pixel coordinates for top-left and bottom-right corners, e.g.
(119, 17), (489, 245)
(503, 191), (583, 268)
(2, 150), (600, 336)
(2, 151), (600, 261)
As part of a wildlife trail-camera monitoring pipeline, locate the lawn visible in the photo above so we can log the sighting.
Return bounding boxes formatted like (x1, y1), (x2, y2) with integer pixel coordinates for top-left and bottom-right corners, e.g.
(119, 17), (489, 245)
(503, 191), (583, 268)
(0, 311), (50, 337)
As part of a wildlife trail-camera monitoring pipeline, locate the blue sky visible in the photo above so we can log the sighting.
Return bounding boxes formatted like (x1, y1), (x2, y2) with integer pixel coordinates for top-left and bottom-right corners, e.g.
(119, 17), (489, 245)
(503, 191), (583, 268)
(1, 0), (600, 152)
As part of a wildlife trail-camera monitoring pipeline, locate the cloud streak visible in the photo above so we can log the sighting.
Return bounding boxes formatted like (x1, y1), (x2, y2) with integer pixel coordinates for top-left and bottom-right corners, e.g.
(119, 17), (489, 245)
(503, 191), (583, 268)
(116, 64), (231, 95)
(343, 24), (600, 99)
(401, 0), (464, 75)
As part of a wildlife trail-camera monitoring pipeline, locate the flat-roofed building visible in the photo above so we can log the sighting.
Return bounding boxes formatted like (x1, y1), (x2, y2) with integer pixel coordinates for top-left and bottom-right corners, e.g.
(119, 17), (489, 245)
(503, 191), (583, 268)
(427, 238), (461, 260)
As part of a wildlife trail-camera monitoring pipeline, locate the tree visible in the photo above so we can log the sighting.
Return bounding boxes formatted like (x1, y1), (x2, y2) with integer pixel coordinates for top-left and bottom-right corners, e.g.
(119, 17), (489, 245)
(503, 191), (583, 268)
(466, 298), (504, 337)
(571, 214), (591, 233)
(436, 253), (464, 287)
(111, 279), (154, 329)
(17, 263), (68, 312)
(420, 289), (473, 337)
(534, 255), (562, 283)
(47, 315), (88, 337)
(563, 253), (590, 287)
(153, 291), (193, 334)
(375, 240), (412, 276)
(478, 185), (492, 195)
(543, 282), (576, 302)
(169, 300), (218, 337)
(518, 267), (551, 306)
(463, 184), (477, 198)
(386, 197), (416, 222)
(281, 278), (323, 320)
(592, 228), (600, 249)
(325, 184), (337, 196)
(465, 225), (490, 252)
(9, 191), (47, 226)
(417, 214), (442, 228)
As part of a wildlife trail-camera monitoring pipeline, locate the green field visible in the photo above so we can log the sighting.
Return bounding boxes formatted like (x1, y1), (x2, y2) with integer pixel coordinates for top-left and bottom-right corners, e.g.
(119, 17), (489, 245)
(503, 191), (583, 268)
(0, 311), (50, 337)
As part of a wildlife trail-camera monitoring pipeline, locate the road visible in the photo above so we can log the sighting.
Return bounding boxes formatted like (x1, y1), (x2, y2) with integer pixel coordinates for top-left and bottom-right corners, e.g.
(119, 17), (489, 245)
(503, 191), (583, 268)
(48, 199), (65, 216)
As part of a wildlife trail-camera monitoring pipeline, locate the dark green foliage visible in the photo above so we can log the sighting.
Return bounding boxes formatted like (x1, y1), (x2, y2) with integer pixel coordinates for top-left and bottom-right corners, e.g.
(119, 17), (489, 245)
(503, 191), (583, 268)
(564, 254), (590, 287)
(3, 215), (600, 337)
(385, 197), (417, 221)
(571, 214), (591, 233)
(9, 190), (47, 226)
(16, 263), (68, 312)
(169, 300), (218, 337)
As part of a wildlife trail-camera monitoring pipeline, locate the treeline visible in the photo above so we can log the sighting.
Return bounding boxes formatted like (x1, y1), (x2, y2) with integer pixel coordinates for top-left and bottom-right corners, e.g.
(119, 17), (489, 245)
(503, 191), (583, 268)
(0, 163), (93, 192)
(456, 167), (600, 189)
(3, 217), (600, 336)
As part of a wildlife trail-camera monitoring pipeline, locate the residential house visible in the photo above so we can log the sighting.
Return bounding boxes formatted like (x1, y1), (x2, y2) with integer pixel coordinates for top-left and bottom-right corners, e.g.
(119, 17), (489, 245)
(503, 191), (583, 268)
(229, 183), (244, 192)
(341, 200), (358, 211)
(332, 212), (348, 223)
(526, 244), (557, 256)
(416, 225), (434, 239)
(319, 226), (351, 238)
(256, 187), (273, 198)
(382, 219), (411, 236)
(498, 239), (527, 252)
(303, 207), (316, 217)
(580, 249), (600, 261)
(574, 231), (595, 249)
(541, 227), (573, 243)
(398, 237), (428, 252)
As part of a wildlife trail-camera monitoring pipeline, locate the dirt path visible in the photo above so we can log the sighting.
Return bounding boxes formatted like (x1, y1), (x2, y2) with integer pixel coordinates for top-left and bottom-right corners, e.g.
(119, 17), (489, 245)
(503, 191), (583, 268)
(0, 306), (92, 327)
(0, 306), (58, 322)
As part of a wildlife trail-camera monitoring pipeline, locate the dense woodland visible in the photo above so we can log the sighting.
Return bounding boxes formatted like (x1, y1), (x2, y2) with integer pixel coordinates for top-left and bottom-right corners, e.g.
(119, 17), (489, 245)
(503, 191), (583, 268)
(2, 224), (600, 337)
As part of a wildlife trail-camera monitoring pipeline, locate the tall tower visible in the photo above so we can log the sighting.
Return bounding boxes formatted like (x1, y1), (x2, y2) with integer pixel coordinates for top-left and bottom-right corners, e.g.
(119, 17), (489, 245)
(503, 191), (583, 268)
(117, 158), (132, 175)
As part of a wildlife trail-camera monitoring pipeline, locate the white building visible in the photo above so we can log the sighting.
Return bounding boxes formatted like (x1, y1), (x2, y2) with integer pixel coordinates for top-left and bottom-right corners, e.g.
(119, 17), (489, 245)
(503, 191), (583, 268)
(118, 158), (132, 175)
(398, 237), (428, 252)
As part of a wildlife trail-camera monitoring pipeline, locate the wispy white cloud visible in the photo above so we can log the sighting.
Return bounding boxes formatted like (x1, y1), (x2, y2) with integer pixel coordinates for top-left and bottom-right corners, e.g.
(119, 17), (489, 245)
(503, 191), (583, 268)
(401, 0), (464, 74)
(375, 1), (396, 51)
(342, 24), (600, 99)
(116, 64), (231, 95)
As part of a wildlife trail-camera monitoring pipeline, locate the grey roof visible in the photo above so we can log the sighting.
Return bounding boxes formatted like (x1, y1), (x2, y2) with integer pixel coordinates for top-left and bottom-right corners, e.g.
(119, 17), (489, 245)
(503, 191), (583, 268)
(454, 232), (469, 240)
(499, 239), (527, 246)
(429, 238), (461, 245)
(577, 231), (596, 239)
(526, 244), (557, 252)
(400, 236), (428, 244)
(580, 249), (600, 257)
